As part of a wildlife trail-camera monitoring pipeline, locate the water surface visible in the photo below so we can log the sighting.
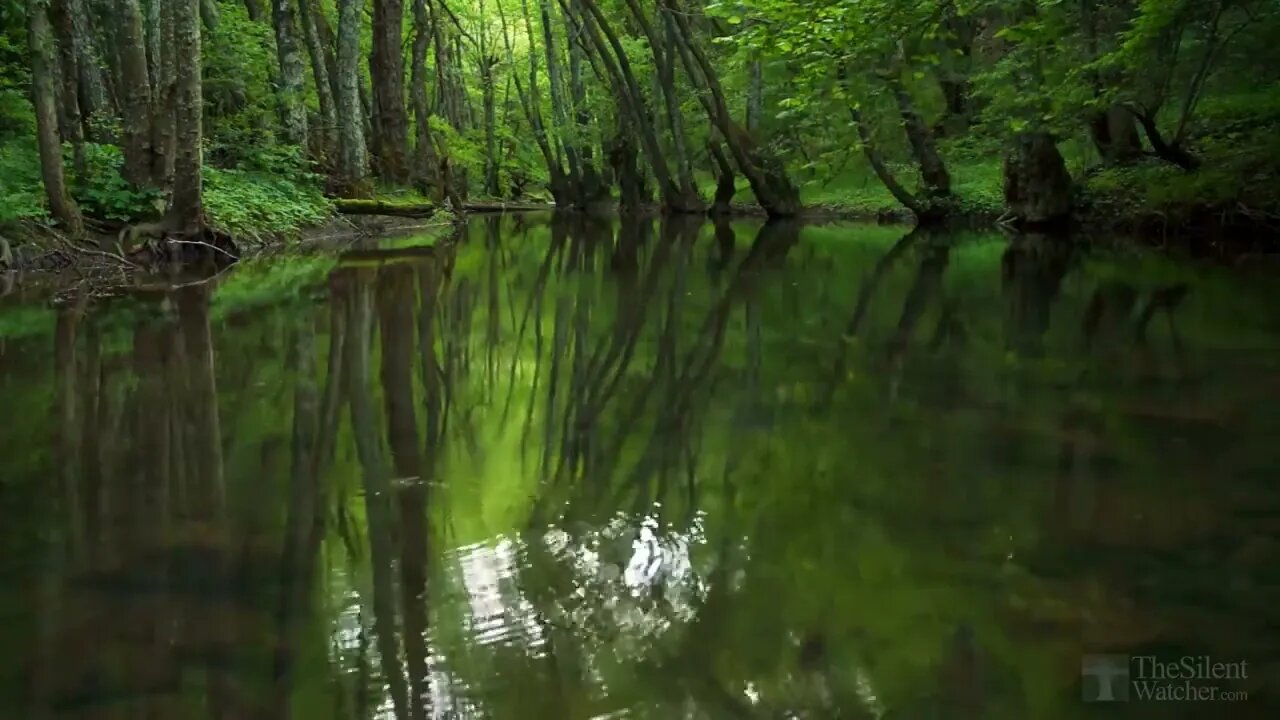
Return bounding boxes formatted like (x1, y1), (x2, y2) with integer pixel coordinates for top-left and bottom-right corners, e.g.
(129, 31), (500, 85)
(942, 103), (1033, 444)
(1, 214), (1278, 719)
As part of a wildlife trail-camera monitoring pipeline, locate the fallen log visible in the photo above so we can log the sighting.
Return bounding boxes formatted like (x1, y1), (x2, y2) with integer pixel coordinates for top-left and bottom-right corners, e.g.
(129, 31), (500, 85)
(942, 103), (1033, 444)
(462, 201), (555, 213)
(335, 199), (438, 218)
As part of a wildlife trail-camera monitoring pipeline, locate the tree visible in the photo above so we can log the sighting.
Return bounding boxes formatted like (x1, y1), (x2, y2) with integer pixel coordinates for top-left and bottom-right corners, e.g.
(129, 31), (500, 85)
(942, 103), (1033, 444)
(27, 0), (83, 236)
(271, 0), (308, 147)
(114, 0), (154, 186)
(370, 0), (409, 181)
(168, 0), (202, 231)
(334, 0), (369, 193)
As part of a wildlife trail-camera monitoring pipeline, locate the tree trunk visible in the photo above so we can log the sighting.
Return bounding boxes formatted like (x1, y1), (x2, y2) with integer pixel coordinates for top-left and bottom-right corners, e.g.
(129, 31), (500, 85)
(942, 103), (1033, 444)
(708, 139), (736, 216)
(116, 0), (155, 187)
(243, 0), (263, 21)
(480, 55), (500, 196)
(935, 0), (975, 134)
(516, 0), (570, 202)
(169, 0), (203, 232)
(663, 0), (800, 217)
(272, 0), (309, 146)
(538, 0), (581, 194)
(145, 0), (160, 90)
(1090, 105), (1142, 164)
(308, 0), (341, 106)
(1128, 105), (1199, 170)
(660, 10), (701, 210)
(297, 0), (336, 161)
(570, 0), (687, 212)
(850, 106), (925, 218)
(49, 0), (85, 175)
(565, 0), (604, 203)
(199, 0), (218, 31)
(889, 77), (951, 198)
(747, 53), (762, 135)
(335, 0), (369, 194)
(410, 0), (440, 191)
(609, 128), (645, 212)
(370, 0), (409, 182)
(66, 0), (106, 132)
(1003, 131), (1073, 227)
(150, 0), (176, 187)
(29, 0), (84, 236)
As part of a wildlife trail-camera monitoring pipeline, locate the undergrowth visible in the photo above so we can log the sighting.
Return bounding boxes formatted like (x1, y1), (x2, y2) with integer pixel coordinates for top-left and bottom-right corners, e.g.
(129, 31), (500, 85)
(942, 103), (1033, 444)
(0, 139), (333, 237)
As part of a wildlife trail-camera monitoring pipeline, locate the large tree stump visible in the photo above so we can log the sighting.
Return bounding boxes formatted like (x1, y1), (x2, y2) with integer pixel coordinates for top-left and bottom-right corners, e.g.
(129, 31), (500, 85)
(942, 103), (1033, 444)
(1004, 132), (1073, 227)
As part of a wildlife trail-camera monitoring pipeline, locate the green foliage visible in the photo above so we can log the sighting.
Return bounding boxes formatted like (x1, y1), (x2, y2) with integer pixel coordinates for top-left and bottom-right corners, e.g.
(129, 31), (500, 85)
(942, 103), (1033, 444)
(1082, 84), (1280, 218)
(72, 143), (164, 221)
(0, 31), (32, 139)
(204, 168), (333, 236)
(203, 1), (301, 172)
(430, 116), (485, 172)
(210, 255), (338, 319)
(0, 138), (45, 223)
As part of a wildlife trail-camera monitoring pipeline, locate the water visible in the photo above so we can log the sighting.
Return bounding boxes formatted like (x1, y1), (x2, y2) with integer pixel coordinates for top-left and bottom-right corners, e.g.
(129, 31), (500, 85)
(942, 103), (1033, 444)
(1, 214), (1278, 719)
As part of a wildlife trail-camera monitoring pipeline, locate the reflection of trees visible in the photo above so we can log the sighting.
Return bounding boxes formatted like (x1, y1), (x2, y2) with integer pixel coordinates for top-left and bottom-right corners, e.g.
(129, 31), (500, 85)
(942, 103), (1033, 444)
(34, 285), (244, 717)
(1001, 233), (1073, 356)
(20, 214), (1266, 720)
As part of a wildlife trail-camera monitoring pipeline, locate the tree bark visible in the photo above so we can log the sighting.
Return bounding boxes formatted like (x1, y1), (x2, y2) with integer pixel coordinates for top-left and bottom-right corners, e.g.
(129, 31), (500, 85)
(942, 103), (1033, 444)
(116, 0), (155, 186)
(410, 0), (440, 191)
(1127, 105), (1200, 170)
(565, 0), (604, 202)
(370, 0), (409, 182)
(480, 54), (500, 196)
(29, 0), (84, 236)
(663, 0), (800, 217)
(515, 0), (571, 202)
(169, 0), (203, 232)
(49, 0), (85, 174)
(538, 0), (581, 192)
(889, 77), (951, 198)
(199, 0), (218, 31)
(1003, 131), (1073, 227)
(659, 10), (701, 210)
(850, 106), (924, 217)
(569, 0), (687, 211)
(66, 0), (107, 133)
(297, 0), (337, 161)
(272, 0), (309, 146)
(1089, 104), (1142, 164)
(335, 0), (369, 193)
(708, 139), (736, 216)
(150, 0), (176, 187)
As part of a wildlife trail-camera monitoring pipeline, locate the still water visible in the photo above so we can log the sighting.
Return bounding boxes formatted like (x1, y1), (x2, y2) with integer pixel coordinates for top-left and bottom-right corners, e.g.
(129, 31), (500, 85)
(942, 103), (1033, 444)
(1, 214), (1278, 719)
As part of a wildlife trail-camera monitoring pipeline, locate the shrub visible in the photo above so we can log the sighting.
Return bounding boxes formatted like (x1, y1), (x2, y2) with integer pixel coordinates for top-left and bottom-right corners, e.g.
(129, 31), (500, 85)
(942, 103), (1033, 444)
(73, 143), (164, 221)
(204, 168), (332, 236)
(0, 139), (45, 223)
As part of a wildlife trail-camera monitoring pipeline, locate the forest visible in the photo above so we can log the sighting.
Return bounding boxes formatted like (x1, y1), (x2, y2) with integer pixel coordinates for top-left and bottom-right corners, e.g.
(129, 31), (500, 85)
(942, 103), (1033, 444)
(1, 0), (1279, 264)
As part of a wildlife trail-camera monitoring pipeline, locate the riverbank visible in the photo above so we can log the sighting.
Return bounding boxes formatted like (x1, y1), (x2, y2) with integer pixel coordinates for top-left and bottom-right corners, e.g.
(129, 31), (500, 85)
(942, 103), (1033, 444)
(4, 148), (1278, 279)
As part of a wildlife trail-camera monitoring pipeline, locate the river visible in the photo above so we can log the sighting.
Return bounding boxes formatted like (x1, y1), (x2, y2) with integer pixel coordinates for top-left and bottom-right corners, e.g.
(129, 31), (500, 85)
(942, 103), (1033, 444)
(1, 214), (1277, 718)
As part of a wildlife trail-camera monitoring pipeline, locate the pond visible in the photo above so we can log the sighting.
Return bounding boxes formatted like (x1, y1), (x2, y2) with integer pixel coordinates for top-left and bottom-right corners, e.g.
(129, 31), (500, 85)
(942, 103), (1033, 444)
(1, 214), (1278, 719)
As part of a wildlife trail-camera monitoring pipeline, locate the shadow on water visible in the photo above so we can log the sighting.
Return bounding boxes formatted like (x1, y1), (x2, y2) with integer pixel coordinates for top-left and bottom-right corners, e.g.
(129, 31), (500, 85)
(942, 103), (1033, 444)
(1, 213), (1280, 719)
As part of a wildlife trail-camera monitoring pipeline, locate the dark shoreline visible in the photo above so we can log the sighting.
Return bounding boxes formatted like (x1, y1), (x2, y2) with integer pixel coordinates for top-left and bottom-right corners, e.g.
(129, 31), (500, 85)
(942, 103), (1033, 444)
(2, 199), (1277, 283)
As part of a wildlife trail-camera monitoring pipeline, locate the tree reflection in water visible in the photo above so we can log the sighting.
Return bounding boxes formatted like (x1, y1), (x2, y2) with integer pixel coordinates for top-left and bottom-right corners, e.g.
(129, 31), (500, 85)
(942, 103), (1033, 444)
(1, 214), (1279, 718)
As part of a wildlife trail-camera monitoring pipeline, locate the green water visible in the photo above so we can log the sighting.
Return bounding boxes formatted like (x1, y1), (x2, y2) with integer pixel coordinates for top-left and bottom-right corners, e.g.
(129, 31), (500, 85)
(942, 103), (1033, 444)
(1, 214), (1278, 719)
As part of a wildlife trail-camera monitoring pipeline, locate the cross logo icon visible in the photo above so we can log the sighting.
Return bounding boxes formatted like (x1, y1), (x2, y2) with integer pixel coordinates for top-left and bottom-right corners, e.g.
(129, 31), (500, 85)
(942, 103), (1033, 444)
(1082, 655), (1130, 702)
